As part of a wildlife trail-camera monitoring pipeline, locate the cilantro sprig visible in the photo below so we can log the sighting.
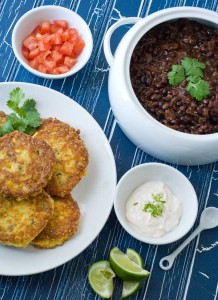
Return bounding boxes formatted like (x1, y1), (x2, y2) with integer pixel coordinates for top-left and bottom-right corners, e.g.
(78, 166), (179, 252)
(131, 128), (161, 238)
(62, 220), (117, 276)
(167, 57), (210, 101)
(142, 193), (166, 218)
(0, 87), (41, 137)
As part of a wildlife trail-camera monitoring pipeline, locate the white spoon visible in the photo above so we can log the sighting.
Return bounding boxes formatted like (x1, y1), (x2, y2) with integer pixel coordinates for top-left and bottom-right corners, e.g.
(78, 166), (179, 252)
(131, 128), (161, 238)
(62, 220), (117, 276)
(159, 207), (218, 270)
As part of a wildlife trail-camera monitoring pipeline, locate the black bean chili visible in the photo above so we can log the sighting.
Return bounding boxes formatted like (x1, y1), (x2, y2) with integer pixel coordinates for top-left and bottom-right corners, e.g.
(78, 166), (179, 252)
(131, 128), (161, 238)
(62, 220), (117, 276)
(130, 19), (218, 134)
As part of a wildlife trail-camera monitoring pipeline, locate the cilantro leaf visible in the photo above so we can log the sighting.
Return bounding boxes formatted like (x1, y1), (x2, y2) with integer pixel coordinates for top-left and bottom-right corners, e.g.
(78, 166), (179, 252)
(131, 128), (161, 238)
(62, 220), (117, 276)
(0, 87), (41, 137)
(22, 99), (37, 112)
(7, 87), (25, 117)
(25, 110), (41, 127)
(167, 65), (185, 86)
(8, 87), (25, 106)
(24, 126), (37, 135)
(0, 120), (14, 137)
(186, 79), (210, 101)
(7, 113), (27, 132)
(186, 75), (200, 84)
(181, 57), (205, 77)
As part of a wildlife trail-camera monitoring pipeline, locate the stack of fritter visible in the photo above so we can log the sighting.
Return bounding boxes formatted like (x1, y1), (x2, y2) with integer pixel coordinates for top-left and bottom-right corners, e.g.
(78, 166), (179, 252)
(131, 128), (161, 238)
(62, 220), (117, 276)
(0, 117), (88, 249)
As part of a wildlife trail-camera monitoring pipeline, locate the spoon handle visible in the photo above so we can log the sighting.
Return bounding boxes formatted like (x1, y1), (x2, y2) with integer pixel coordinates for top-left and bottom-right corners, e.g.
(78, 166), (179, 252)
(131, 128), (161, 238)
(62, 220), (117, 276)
(159, 225), (202, 270)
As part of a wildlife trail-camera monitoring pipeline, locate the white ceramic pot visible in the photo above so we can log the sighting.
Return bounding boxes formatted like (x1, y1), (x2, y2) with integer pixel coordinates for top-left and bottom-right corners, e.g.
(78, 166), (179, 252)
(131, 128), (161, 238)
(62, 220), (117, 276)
(104, 7), (218, 166)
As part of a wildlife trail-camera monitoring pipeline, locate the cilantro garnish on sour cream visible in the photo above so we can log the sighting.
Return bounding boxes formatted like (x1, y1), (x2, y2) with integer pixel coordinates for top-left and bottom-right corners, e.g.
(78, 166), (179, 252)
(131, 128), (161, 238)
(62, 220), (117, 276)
(142, 193), (166, 218)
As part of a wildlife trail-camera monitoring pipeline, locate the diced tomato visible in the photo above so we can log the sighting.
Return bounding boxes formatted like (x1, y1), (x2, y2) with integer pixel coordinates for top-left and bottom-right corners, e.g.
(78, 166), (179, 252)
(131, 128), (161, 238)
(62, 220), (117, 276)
(71, 51), (78, 59)
(43, 57), (56, 70)
(29, 47), (40, 59)
(41, 20), (50, 34)
(68, 28), (79, 44)
(64, 56), (77, 68)
(50, 24), (57, 33)
(38, 39), (52, 51)
(51, 50), (63, 63)
(35, 33), (42, 41)
(37, 64), (47, 73)
(54, 20), (68, 29)
(22, 19), (85, 75)
(61, 30), (70, 41)
(50, 68), (59, 75)
(28, 59), (38, 69)
(31, 25), (41, 35)
(59, 41), (74, 56)
(22, 45), (29, 59)
(52, 65), (69, 74)
(35, 50), (51, 64)
(73, 40), (85, 56)
(53, 45), (61, 51)
(51, 32), (62, 45)
(50, 24), (64, 33)
(43, 35), (52, 43)
(23, 36), (38, 51)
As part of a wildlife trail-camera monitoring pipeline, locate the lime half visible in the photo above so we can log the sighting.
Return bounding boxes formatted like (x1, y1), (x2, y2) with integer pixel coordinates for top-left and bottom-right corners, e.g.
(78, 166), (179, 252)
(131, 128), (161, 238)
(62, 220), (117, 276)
(122, 248), (147, 298)
(109, 247), (150, 281)
(88, 261), (115, 298)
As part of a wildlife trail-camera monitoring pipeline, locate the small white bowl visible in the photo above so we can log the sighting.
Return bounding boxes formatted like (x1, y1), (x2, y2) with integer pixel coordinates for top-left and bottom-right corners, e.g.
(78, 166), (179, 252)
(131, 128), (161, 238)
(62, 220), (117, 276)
(12, 5), (93, 79)
(114, 163), (198, 245)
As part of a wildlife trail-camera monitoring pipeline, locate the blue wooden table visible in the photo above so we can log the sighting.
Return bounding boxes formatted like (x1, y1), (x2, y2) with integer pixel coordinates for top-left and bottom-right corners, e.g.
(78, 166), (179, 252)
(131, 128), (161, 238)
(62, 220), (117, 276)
(0, 0), (217, 299)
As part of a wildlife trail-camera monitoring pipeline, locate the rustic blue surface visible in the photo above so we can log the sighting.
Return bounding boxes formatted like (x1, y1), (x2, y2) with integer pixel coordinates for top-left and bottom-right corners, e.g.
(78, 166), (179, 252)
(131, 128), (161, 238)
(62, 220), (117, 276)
(0, 0), (217, 299)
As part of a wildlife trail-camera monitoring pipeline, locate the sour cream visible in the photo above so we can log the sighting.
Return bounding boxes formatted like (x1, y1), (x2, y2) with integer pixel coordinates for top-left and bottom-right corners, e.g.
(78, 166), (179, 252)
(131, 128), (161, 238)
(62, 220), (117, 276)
(125, 181), (182, 238)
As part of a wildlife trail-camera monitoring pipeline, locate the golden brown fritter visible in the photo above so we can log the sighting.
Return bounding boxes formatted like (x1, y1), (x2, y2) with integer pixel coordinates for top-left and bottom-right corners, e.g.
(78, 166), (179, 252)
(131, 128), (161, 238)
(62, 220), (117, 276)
(0, 111), (7, 126)
(31, 194), (80, 248)
(0, 131), (55, 200)
(33, 118), (89, 197)
(0, 191), (54, 247)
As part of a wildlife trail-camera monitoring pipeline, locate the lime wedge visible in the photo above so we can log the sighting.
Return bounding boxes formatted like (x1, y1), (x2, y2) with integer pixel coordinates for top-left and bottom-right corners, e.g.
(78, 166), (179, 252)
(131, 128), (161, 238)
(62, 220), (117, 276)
(88, 261), (115, 298)
(109, 247), (150, 281)
(126, 248), (144, 267)
(122, 248), (146, 298)
(122, 280), (143, 299)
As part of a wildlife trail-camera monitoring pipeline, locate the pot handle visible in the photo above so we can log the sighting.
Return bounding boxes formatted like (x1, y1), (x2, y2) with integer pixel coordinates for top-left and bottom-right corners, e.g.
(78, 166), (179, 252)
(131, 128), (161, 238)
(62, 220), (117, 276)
(104, 17), (142, 66)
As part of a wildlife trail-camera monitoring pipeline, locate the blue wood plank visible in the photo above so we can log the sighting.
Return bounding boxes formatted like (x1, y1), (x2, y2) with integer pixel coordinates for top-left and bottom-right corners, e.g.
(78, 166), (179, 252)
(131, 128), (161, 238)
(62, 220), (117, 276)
(0, 0), (217, 299)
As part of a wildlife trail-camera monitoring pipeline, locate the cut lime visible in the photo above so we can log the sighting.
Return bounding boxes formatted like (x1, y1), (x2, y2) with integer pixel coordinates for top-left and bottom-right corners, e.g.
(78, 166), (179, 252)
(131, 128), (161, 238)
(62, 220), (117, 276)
(122, 280), (143, 299)
(122, 248), (146, 298)
(88, 260), (115, 298)
(126, 248), (144, 267)
(109, 247), (150, 281)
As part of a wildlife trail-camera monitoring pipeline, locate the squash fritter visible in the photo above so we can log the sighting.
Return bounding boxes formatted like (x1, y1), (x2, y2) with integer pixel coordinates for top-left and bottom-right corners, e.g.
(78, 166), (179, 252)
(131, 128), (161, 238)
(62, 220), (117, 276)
(0, 111), (7, 126)
(0, 131), (55, 200)
(31, 194), (80, 248)
(0, 191), (54, 247)
(33, 118), (88, 197)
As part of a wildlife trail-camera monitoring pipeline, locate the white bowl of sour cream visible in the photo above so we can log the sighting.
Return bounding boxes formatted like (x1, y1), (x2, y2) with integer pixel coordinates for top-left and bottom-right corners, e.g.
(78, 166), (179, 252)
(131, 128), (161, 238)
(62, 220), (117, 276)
(114, 163), (198, 245)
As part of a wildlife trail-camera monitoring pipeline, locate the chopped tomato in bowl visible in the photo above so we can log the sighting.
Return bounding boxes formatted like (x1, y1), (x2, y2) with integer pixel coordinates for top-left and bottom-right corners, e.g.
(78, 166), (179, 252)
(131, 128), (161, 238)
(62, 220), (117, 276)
(12, 6), (93, 79)
(22, 20), (85, 75)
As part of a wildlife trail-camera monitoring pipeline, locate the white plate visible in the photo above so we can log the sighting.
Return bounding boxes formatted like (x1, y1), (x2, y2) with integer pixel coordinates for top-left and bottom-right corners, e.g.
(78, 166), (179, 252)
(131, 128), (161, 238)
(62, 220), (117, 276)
(0, 82), (117, 276)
